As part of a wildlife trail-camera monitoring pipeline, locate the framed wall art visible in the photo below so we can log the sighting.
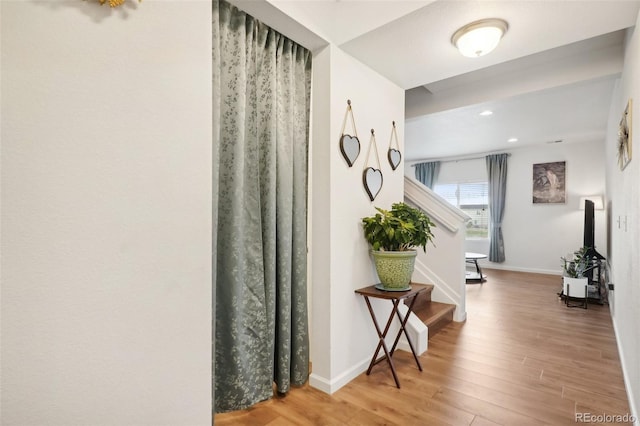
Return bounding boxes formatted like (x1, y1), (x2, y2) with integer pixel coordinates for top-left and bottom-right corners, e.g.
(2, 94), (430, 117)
(617, 99), (632, 171)
(532, 161), (566, 204)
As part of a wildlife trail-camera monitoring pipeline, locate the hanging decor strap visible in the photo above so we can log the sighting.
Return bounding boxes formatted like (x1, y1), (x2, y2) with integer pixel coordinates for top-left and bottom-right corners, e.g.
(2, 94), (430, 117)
(340, 100), (359, 138)
(389, 121), (400, 150)
(365, 129), (382, 171)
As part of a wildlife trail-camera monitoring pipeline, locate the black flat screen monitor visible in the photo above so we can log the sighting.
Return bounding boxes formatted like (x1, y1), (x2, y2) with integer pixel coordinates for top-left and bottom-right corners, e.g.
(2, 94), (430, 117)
(584, 199), (604, 259)
(584, 199), (595, 249)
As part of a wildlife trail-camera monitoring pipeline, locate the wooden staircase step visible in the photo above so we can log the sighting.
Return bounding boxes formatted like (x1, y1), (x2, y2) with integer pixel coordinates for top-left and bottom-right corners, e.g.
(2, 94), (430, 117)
(404, 283), (454, 339)
(409, 282), (434, 305)
(412, 301), (456, 339)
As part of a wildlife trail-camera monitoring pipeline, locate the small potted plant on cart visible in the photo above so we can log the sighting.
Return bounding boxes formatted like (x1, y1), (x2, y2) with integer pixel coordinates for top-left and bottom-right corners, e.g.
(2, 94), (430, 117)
(361, 202), (435, 290)
(561, 246), (591, 307)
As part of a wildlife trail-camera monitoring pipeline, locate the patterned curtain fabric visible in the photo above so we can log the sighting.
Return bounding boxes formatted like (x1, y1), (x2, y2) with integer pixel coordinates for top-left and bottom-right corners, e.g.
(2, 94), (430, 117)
(414, 161), (441, 189)
(486, 154), (508, 262)
(213, 0), (311, 413)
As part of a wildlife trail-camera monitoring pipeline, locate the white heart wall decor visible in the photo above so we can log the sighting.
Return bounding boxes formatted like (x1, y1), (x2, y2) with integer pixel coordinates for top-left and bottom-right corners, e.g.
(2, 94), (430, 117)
(387, 121), (402, 172)
(388, 148), (401, 171)
(363, 167), (383, 201)
(340, 134), (360, 167)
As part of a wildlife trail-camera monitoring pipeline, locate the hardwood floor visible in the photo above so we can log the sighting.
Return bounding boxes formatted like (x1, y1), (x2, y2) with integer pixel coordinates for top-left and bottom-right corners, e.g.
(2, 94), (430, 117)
(215, 269), (632, 425)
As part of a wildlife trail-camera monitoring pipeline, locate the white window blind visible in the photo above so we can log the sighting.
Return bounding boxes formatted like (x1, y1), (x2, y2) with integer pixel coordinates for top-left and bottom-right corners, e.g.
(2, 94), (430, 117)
(434, 182), (489, 239)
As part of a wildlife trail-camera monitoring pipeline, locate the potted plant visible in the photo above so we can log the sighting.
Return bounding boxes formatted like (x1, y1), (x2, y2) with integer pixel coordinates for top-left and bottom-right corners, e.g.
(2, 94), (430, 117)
(362, 202), (436, 290)
(561, 246), (591, 298)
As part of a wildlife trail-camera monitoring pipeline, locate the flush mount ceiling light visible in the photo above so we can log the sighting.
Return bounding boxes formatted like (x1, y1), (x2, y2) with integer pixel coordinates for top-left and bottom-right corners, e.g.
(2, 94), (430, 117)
(452, 18), (508, 58)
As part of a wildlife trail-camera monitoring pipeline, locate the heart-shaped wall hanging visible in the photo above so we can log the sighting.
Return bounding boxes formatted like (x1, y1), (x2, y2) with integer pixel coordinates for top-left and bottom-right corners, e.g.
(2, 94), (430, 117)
(387, 121), (402, 171)
(388, 149), (401, 171)
(339, 100), (360, 167)
(340, 134), (360, 167)
(363, 167), (383, 201)
(363, 129), (383, 201)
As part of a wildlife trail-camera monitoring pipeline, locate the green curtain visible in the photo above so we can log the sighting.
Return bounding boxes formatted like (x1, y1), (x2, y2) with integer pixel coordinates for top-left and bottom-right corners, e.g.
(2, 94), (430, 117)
(213, 0), (311, 413)
(486, 154), (508, 262)
(415, 161), (441, 189)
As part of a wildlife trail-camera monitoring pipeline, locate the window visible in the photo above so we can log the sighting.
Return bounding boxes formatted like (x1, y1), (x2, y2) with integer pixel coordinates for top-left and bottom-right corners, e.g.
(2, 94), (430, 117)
(434, 182), (489, 239)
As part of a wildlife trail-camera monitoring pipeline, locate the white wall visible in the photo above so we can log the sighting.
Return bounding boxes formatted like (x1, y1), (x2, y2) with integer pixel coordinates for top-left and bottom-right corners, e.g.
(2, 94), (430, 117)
(498, 140), (607, 273)
(0, 2), (212, 425)
(605, 23), (640, 423)
(310, 45), (405, 393)
(408, 140), (607, 274)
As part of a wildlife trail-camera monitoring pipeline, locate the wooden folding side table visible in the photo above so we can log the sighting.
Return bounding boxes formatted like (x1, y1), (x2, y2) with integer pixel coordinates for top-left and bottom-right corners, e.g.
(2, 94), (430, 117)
(354, 283), (429, 388)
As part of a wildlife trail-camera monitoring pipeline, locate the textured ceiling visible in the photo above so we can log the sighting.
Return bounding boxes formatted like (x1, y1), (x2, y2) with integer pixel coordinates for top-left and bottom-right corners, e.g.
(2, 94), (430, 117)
(228, 0), (640, 160)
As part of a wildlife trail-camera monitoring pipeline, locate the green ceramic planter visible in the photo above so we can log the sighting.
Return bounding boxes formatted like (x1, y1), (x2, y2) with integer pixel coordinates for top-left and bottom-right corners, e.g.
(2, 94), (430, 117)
(371, 250), (417, 289)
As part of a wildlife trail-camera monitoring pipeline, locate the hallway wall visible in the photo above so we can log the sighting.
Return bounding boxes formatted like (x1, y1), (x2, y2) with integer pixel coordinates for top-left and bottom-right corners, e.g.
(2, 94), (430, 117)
(0, 2), (213, 424)
(605, 22), (640, 423)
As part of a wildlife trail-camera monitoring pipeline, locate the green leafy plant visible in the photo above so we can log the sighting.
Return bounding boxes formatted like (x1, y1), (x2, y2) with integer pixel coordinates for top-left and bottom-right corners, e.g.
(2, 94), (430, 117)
(362, 202), (436, 252)
(561, 246), (591, 278)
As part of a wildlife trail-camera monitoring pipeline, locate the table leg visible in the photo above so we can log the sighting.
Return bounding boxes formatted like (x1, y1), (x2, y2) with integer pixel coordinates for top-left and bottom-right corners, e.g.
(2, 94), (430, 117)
(466, 258), (485, 283)
(389, 294), (423, 371)
(362, 296), (401, 388)
(474, 259), (480, 275)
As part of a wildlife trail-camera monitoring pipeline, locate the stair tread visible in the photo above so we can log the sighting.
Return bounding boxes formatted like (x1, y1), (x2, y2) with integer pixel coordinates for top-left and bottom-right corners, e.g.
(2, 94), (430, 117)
(411, 282), (434, 294)
(410, 282), (434, 303)
(411, 282), (434, 289)
(412, 301), (455, 326)
(404, 284), (455, 339)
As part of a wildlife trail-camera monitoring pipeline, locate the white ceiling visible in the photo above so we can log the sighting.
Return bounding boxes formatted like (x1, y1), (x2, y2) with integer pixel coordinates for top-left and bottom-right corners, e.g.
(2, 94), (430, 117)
(230, 0), (640, 161)
(339, 1), (638, 89)
(405, 76), (617, 160)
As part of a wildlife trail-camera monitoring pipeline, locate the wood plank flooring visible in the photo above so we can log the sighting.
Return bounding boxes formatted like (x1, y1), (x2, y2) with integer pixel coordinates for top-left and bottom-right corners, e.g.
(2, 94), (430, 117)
(214, 269), (632, 425)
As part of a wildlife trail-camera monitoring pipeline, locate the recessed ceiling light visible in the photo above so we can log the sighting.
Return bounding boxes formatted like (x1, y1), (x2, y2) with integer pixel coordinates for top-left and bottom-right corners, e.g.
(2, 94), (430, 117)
(452, 18), (509, 58)
(479, 110), (493, 116)
(507, 138), (518, 143)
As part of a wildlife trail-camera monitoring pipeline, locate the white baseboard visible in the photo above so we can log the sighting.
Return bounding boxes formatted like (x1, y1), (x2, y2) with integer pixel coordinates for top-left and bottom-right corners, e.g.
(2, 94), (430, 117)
(482, 264), (561, 276)
(309, 324), (428, 395)
(611, 314), (639, 426)
(454, 308), (467, 322)
(308, 356), (370, 395)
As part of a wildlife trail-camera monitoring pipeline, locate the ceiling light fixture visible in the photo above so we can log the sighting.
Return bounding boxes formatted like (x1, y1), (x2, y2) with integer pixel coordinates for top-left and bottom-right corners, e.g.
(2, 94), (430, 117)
(479, 110), (493, 116)
(508, 138), (518, 143)
(452, 18), (508, 58)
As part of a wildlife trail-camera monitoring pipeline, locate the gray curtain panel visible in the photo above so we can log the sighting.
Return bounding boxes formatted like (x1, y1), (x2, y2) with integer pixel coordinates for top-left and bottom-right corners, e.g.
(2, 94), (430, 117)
(486, 154), (508, 262)
(212, 0), (221, 417)
(213, 0), (311, 413)
(415, 161), (441, 189)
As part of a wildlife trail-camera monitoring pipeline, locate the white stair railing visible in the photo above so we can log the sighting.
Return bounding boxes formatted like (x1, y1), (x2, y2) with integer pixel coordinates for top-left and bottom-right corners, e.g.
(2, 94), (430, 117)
(405, 176), (470, 322)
